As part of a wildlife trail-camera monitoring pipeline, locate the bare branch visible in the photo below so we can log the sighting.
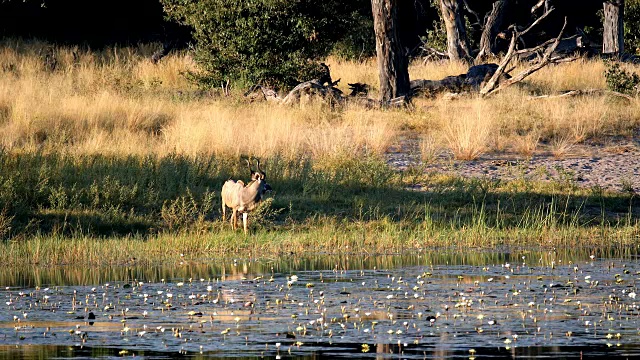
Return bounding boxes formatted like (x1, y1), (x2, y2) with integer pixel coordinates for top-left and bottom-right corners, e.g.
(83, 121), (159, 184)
(528, 88), (634, 101)
(514, 37), (556, 55)
(531, 0), (545, 14)
(479, 31), (517, 95)
(518, 7), (554, 38)
(483, 17), (568, 96)
(421, 46), (450, 63)
(549, 55), (579, 63)
(462, 0), (482, 27)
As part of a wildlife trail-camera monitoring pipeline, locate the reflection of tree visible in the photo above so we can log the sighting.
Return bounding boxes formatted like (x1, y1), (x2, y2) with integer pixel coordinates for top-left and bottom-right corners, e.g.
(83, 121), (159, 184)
(434, 331), (452, 358)
(376, 343), (391, 359)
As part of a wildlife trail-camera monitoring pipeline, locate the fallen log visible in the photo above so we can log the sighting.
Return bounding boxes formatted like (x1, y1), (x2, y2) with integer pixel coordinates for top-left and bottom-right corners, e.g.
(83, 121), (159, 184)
(410, 63), (510, 98)
(528, 88), (635, 101)
(410, 75), (465, 98)
(280, 79), (345, 106)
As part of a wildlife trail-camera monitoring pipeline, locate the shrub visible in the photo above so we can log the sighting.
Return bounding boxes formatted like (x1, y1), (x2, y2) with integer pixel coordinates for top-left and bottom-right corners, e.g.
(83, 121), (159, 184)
(160, 189), (215, 232)
(161, 0), (372, 89)
(625, 0), (640, 55)
(604, 61), (640, 95)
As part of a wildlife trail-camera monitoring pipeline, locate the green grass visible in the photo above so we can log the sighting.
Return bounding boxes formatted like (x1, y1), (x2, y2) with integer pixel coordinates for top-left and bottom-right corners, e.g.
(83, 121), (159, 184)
(0, 151), (638, 266)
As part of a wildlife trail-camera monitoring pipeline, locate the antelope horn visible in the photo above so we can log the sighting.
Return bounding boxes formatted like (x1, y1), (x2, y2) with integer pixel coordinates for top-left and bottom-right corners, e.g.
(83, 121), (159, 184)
(245, 159), (253, 177)
(256, 159), (265, 177)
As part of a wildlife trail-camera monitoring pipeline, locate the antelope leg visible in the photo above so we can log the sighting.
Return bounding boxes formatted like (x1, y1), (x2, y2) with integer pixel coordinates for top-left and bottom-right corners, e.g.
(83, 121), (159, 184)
(222, 203), (226, 221)
(243, 212), (248, 235)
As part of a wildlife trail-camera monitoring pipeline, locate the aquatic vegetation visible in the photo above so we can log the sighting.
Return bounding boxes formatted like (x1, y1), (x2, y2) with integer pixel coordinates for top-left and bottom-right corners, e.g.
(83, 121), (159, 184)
(1, 253), (640, 358)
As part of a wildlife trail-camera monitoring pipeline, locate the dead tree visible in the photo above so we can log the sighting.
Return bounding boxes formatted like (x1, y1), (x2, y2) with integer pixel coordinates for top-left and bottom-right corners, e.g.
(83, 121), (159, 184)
(603, 0), (625, 57)
(475, 0), (509, 61)
(410, 63), (509, 98)
(410, 8), (571, 98)
(280, 80), (345, 106)
(371, 0), (410, 102)
(531, 0), (552, 16)
(440, 0), (472, 62)
(479, 9), (570, 96)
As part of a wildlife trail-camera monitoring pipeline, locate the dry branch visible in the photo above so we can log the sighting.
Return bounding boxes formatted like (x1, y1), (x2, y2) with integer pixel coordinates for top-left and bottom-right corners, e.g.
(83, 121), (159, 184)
(528, 89), (635, 101)
(480, 10), (569, 96)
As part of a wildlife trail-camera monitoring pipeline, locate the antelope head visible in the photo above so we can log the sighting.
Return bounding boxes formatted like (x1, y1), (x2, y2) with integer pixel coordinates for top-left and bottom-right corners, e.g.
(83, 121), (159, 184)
(246, 159), (271, 191)
(221, 159), (272, 234)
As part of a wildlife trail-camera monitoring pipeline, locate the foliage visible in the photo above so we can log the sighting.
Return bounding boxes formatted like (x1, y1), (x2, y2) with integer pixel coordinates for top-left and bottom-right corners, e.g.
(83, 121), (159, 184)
(0, 209), (13, 241)
(161, 0), (372, 89)
(161, 189), (215, 232)
(329, 9), (375, 61)
(625, 0), (640, 55)
(422, 0), (448, 52)
(420, 0), (480, 54)
(604, 61), (640, 94)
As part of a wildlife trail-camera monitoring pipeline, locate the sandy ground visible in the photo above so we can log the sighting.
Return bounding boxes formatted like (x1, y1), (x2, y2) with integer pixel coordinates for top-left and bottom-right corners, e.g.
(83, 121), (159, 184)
(386, 134), (640, 194)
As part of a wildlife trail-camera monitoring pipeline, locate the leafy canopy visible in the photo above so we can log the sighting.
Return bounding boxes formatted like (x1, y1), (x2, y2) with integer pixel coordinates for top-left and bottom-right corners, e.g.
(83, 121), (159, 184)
(161, 0), (373, 89)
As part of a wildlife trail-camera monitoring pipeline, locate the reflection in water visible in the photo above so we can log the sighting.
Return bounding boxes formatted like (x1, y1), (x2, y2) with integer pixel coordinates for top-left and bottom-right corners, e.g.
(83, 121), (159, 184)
(1, 246), (636, 287)
(1, 246), (640, 359)
(0, 343), (637, 360)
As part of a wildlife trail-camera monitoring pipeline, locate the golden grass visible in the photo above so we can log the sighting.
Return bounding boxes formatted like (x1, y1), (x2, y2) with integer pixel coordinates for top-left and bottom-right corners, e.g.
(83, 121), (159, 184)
(437, 100), (494, 160)
(1, 40), (640, 163)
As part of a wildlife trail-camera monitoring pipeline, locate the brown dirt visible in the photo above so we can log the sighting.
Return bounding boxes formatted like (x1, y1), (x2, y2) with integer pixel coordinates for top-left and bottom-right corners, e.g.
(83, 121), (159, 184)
(386, 133), (640, 194)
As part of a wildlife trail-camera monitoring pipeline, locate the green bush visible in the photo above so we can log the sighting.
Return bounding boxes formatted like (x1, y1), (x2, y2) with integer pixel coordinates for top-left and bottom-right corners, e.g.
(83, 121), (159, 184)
(330, 10), (375, 61)
(161, 0), (373, 89)
(161, 189), (214, 232)
(625, 0), (640, 55)
(604, 61), (640, 95)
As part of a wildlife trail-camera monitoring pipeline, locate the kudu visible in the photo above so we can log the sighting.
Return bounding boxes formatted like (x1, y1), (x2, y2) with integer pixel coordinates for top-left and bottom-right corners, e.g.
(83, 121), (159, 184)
(221, 159), (272, 234)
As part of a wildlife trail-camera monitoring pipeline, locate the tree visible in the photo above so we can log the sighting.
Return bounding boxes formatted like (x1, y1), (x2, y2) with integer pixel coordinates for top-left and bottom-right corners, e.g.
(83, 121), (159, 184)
(440, 0), (471, 62)
(161, 0), (372, 88)
(603, 0), (625, 56)
(475, 0), (509, 61)
(371, 0), (410, 101)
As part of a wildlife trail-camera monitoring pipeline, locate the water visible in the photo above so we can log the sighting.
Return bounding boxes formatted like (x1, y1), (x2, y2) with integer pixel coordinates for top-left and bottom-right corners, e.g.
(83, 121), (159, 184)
(2, 248), (640, 359)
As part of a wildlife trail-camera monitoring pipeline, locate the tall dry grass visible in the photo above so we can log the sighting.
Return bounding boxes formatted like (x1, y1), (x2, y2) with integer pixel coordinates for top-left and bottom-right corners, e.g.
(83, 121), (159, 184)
(0, 41), (399, 161)
(0, 40), (639, 163)
(411, 58), (640, 160)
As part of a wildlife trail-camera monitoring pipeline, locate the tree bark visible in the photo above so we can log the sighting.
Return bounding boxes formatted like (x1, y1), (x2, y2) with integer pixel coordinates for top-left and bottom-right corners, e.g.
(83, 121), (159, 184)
(476, 0), (508, 61)
(603, 0), (624, 56)
(440, 0), (472, 62)
(371, 0), (410, 102)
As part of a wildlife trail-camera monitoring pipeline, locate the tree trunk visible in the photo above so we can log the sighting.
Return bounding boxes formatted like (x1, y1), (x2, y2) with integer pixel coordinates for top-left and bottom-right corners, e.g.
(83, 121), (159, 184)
(371, 0), (410, 102)
(440, 0), (471, 62)
(603, 0), (624, 56)
(476, 0), (508, 61)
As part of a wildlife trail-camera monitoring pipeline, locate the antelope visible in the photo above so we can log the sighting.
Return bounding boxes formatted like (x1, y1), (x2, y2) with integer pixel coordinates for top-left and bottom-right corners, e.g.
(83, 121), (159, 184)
(221, 159), (272, 234)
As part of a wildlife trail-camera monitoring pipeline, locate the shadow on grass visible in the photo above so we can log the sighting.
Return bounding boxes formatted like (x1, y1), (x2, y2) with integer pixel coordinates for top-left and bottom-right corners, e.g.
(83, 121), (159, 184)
(0, 151), (637, 238)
